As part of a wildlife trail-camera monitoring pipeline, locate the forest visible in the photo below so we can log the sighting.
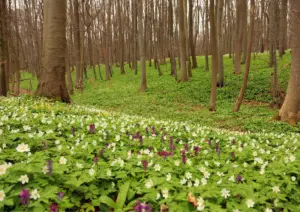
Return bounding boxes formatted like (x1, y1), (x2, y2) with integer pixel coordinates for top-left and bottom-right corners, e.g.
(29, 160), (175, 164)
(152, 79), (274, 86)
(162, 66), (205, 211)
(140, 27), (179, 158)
(0, 0), (299, 211)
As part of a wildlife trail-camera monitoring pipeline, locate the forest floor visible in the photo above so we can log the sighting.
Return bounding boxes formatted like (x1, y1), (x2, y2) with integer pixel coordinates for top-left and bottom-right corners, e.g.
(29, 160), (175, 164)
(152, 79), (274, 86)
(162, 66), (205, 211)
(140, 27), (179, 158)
(18, 52), (299, 133)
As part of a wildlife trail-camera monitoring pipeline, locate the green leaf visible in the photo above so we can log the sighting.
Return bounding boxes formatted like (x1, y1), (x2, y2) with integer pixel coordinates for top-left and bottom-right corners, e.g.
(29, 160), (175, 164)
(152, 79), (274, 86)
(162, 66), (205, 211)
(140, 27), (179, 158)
(99, 196), (116, 209)
(116, 180), (131, 209)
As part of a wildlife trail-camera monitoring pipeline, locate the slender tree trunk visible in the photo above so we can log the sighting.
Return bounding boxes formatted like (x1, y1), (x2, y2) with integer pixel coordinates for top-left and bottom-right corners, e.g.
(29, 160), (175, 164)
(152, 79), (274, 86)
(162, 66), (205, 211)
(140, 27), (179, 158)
(189, 0), (197, 69)
(168, 0), (177, 80)
(234, 0), (246, 74)
(233, 0), (255, 112)
(205, 0), (210, 72)
(209, 0), (218, 111)
(217, 0), (225, 87)
(279, 0), (288, 57)
(117, 0), (125, 75)
(178, 0), (188, 82)
(36, 0), (70, 103)
(105, 0), (111, 80)
(74, 0), (82, 90)
(279, 0), (300, 125)
(14, 0), (20, 95)
(138, 0), (147, 91)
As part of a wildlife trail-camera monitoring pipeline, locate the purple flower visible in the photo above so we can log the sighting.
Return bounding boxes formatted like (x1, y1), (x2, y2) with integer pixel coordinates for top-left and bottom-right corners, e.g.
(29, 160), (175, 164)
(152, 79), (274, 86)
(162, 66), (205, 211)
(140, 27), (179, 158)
(139, 135), (143, 145)
(181, 150), (187, 164)
(145, 127), (149, 135)
(142, 160), (148, 170)
(133, 132), (140, 140)
(50, 202), (59, 212)
(94, 155), (98, 164)
(231, 152), (235, 160)
(158, 150), (173, 159)
(47, 160), (53, 175)
(58, 192), (64, 201)
(19, 188), (30, 205)
(133, 200), (152, 212)
(237, 175), (242, 183)
(194, 146), (200, 155)
(71, 126), (75, 136)
(184, 144), (189, 152)
(89, 124), (95, 134)
(42, 141), (47, 150)
(169, 137), (176, 151)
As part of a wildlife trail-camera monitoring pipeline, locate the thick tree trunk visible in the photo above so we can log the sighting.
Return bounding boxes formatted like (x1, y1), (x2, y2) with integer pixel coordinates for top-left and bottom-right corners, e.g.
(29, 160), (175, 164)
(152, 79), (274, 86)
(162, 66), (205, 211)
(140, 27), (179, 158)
(138, 0), (147, 91)
(233, 0), (255, 112)
(279, 0), (300, 124)
(36, 0), (70, 103)
(178, 0), (188, 82)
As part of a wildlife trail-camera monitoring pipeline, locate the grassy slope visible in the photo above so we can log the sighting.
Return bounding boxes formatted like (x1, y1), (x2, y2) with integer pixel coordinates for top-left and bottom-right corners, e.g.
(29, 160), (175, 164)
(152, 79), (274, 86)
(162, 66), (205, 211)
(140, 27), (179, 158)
(18, 52), (299, 133)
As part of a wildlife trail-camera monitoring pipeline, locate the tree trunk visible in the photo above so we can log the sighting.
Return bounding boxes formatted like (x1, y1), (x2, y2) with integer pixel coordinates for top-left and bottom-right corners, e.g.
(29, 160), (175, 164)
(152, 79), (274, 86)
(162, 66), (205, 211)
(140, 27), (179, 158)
(178, 0), (188, 82)
(233, 0), (255, 112)
(209, 0), (218, 111)
(138, 0), (147, 91)
(205, 0), (210, 72)
(217, 0), (225, 87)
(74, 0), (82, 90)
(168, 0), (177, 80)
(279, 0), (300, 124)
(189, 0), (197, 69)
(279, 0), (288, 57)
(36, 0), (70, 103)
(234, 0), (246, 74)
(117, 0), (125, 75)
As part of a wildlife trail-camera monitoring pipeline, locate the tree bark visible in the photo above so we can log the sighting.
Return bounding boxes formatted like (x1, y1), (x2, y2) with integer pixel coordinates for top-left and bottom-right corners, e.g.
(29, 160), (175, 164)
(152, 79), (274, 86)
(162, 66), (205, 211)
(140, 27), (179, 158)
(217, 0), (225, 87)
(233, 0), (255, 112)
(279, 0), (300, 124)
(168, 0), (177, 80)
(138, 0), (147, 91)
(74, 0), (83, 90)
(209, 0), (218, 111)
(189, 0), (197, 69)
(279, 0), (288, 57)
(36, 0), (70, 103)
(204, 0), (210, 72)
(234, 0), (247, 74)
(117, 0), (125, 75)
(178, 0), (188, 82)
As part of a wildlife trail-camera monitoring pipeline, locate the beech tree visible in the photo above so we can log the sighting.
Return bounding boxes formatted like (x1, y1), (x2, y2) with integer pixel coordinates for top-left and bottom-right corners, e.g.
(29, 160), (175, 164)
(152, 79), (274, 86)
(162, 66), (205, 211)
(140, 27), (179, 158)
(138, 0), (147, 91)
(178, 0), (188, 82)
(234, 0), (247, 74)
(233, 0), (255, 112)
(36, 0), (70, 103)
(209, 0), (218, 111)
(278, 0), (300, 125)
